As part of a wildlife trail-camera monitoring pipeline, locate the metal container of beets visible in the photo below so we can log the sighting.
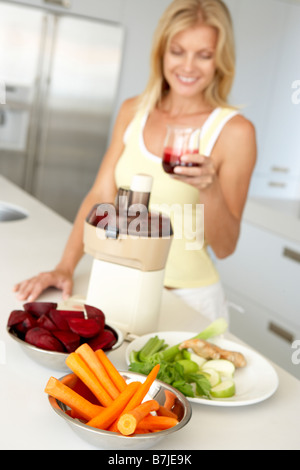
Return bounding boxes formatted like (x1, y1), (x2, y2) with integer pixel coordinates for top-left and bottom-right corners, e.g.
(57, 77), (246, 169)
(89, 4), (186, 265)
(6, 301), (124, 370)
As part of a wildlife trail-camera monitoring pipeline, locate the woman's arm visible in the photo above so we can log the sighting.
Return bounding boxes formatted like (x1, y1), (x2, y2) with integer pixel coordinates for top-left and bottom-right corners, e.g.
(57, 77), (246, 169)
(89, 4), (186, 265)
(14, 97), (138, 301)
(173, 115), (257, 258)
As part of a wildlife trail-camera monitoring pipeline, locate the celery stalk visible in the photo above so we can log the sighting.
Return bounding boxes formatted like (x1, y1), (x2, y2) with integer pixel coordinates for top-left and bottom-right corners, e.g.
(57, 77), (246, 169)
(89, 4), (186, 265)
(155, 318), (228, 363)
(138, 335), (166, 362)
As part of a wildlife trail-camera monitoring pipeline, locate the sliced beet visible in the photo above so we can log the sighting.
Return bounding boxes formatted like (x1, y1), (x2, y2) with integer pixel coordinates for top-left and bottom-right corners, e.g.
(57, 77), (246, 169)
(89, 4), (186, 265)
(68, 317), (101, 338)
(52, 330), (80, 353)
(88, 329), (117, 351)
(25, 327), (64, 352)
(49, 310), (70, 331)
(84, 304), (105, 330)
(37, 313), (57, 331)
(55, 310), (85, 320)
(23, 302), (57, 318)
(7, 310), (28, 327)
(14, 313), (37, 335)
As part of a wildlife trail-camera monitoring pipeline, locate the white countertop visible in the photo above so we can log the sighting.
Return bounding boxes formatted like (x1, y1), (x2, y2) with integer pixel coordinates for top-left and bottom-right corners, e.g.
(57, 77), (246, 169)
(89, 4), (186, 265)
(1, 175), (300, 450)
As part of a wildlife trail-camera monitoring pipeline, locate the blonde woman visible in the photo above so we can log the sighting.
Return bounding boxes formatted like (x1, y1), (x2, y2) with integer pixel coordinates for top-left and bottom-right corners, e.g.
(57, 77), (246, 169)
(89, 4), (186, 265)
(14, 0), (256, 322)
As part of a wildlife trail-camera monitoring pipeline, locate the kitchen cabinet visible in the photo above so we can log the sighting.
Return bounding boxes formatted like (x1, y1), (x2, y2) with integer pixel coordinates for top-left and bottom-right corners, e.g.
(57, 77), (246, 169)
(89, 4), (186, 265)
(216, 220), (300, 380)
(251, 0), (300, 199)
(224, 287), (300, 380)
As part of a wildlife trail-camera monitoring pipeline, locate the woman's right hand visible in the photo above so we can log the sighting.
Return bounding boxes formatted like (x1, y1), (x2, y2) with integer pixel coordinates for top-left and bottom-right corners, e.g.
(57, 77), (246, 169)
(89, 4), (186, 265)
(13, 268), (73, 303)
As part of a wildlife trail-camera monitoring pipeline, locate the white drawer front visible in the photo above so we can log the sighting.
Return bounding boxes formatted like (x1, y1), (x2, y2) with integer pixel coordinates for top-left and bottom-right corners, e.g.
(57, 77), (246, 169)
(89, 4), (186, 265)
(249, 174), (300, 199)
(225, 288), (300, 380)
(217, 223), (300, 327)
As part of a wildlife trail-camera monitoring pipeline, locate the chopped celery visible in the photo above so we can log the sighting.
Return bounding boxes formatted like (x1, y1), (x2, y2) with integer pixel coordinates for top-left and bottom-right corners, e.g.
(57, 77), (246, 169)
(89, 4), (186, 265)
(129, 350), (141, 364)
(138, 335), (167, 362)
(177, 359), (199, 374)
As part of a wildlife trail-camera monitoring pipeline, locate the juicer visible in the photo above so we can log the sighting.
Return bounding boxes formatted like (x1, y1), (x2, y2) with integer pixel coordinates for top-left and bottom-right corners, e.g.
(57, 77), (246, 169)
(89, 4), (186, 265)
(83, 174), (173, 337)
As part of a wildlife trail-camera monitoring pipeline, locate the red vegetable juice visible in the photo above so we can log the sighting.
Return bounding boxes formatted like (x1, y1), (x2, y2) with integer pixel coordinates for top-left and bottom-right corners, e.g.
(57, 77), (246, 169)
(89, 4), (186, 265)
(162, 147), (199, 174)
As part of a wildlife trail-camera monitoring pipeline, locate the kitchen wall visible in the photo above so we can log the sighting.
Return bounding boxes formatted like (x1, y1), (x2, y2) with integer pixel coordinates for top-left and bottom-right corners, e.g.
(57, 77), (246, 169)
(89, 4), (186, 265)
(224, 0), (300, 200)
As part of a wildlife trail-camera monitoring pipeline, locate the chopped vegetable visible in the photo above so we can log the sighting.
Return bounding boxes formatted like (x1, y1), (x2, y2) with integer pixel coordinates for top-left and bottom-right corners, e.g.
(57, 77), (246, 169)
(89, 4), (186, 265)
(135, 415), (179, 432)
(201, 368), (221, 387)
(25, 327), (64, 352)
(88, 329), (116, 351)
(129, 318), (228, 398)
(130, 360), (210, 398)
(138, 336), (166, 362)
(201, 359), (235, 378)
(210, 379), (236, 398)
(157, 405), (178, 419)
(117, 399), (159, 435)
(177, 359), (199, 375)
(52, 330), (81, 353)
(95, 349), (127, 393)
(45, 376), (103, 421)
(68, 317), (102, 338)
(182, 349), (207, 368)
(24, 301), (57, 317)
(163, 390), (176, 411)
(76, 343), (120, 400)
(65, 352), (113, 407)
(108, 363), (160, 432)
(86, 381), (141, 430)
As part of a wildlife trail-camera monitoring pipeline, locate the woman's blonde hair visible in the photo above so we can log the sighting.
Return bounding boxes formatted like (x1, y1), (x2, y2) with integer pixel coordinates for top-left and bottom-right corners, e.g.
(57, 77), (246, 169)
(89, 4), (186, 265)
(138, 0), (236, 112)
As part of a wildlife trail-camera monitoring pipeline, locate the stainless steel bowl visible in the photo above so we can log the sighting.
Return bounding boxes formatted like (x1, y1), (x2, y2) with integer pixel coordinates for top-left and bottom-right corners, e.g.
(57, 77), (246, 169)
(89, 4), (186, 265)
(48, 371), (192, 450)
(7, 323), (124, 371)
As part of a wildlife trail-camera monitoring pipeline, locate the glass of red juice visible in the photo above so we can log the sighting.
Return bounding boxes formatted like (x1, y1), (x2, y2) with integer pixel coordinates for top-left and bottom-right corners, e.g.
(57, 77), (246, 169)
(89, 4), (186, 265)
(162, 125), (201, 174)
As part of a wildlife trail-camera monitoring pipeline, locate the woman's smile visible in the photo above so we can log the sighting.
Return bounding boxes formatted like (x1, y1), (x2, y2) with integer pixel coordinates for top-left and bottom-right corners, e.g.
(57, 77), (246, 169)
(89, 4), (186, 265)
(176, 75), (200, 85)
(163, 23), (218, 99)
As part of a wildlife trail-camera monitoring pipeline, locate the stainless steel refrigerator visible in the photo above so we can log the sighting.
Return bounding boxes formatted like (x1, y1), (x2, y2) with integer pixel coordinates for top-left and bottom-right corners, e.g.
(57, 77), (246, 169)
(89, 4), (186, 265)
(0, 1), (124, 221)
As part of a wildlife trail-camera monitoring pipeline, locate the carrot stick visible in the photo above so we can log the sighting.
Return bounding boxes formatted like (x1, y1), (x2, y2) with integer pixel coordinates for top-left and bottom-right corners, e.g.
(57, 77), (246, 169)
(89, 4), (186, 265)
(65, 352), (113, 407)
(132, 429), (151, 434)
(45, 377), (104, 421)
(76, 344), (120, 400)
(86, 381), (140, 430)
(95, 349), (127, 392)
(117, 399), (159, 436)
(157, 405), (178, 419)
(61, 373), (78, 388)
(135, 415), (179, 431)
(164, 390), (176, 410)
(108, 364), (160, 432)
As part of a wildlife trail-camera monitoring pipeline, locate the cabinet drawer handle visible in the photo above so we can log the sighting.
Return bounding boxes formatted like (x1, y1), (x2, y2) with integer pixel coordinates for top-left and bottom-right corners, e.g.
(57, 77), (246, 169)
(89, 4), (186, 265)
(268, 322), (294, 344)
(271, 166), (290, 173)
(283, 247), (300, 264)
(268, 181), (287, 188)
(43, 0), (71, 8)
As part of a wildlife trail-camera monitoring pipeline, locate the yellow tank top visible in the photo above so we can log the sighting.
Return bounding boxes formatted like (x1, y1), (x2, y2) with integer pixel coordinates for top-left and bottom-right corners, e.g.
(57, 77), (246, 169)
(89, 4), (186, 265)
(115, 106), (239, 288)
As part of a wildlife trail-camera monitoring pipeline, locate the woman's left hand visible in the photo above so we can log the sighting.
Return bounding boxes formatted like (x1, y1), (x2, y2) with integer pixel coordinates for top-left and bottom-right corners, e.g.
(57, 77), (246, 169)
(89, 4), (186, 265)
(172, 153), (216, 190)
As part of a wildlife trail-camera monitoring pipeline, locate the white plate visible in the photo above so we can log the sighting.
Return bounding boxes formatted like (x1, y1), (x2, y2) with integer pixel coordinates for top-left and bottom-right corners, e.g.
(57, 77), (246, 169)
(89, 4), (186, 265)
(125, 331), (279, 407)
